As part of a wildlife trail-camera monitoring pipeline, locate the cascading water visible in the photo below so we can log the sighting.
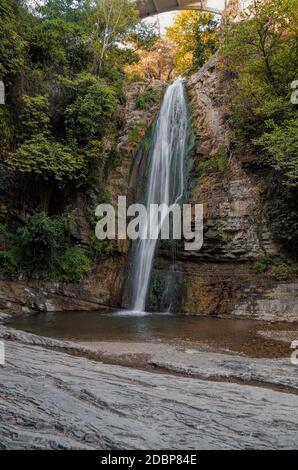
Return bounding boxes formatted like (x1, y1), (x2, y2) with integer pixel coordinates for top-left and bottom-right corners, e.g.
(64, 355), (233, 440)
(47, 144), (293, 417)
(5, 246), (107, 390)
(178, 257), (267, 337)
(129, 79), (189, 313)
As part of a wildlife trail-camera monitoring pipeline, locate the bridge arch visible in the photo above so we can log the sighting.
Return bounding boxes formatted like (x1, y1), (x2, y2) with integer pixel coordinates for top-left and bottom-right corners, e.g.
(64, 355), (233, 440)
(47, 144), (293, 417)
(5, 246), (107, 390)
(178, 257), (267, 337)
(136, 0), (223, 18)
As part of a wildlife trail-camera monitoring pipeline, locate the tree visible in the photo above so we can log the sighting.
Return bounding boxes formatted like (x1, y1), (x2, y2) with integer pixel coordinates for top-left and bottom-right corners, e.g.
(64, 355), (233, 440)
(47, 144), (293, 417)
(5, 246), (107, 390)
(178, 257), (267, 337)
(63, 74), (118, 143)
(128, 19), (159, 51)
(220, 0), (298, 254)
(6, 135), (85, 210)
(125, 37), (176, 81)
(0, 0), (25, 78)
(19, 95), (51, 140)
(221, 0), (298, 142)
(166, 10), (219, 76)
(88, 0), (138, 75)
(254, 118), (298, 188)
(253, 117), (298, 253)
(0, 0), (144, 283)
(17, 212), (65, 274)
(26, 0), (89, 74)
(221, 0), (298, 93)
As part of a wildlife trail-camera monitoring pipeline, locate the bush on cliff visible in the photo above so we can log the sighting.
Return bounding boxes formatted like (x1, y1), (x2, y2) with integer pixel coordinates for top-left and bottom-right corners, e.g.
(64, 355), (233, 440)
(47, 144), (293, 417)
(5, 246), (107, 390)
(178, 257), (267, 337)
(57, 246), (91, 284)
(136, 88), (159, 111)
(17, 212), (65, 277)
(0, 224), (21, 275)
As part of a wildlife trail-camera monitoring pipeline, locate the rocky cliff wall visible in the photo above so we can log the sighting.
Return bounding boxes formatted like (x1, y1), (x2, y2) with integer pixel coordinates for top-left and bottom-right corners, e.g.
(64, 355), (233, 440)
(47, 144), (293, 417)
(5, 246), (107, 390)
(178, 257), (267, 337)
(1, 60), (297, 322)
(0, 80), (167, 315)
(152, 55), (298, 322)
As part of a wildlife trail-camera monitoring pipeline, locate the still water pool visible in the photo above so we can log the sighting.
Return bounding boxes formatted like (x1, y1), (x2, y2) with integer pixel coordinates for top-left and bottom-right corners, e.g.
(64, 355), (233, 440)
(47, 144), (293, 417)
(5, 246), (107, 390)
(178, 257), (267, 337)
(7, 310), (298, 358)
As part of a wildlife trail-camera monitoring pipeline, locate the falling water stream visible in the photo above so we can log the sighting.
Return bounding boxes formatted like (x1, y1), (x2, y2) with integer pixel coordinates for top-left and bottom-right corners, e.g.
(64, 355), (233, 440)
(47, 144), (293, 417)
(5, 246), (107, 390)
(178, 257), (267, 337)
(129, 79), (189, 313)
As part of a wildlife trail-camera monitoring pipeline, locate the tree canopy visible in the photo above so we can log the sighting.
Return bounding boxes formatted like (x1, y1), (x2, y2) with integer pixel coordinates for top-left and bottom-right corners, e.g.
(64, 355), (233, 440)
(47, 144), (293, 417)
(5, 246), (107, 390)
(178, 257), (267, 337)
(221, 0), (298, 254)
(166, 10), (219, 76)
(0, 0), (140, 279)
(1, 0), (139, 208)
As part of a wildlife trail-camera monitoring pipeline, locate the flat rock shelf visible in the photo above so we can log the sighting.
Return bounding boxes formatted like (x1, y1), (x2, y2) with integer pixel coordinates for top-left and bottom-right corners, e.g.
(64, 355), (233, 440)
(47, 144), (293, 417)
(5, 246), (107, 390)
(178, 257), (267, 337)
(1, 329), (298, 450)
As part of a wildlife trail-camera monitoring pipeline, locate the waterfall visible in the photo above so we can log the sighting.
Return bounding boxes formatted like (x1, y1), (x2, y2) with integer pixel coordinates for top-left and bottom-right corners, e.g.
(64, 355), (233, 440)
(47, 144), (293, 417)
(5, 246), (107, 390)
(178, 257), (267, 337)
(129, 79), (189, 313)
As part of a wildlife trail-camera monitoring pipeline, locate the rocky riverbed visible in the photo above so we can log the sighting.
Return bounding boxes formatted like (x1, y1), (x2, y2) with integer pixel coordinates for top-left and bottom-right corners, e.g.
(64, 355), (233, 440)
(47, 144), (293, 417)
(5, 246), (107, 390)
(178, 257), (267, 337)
(0, 320), (298, 450)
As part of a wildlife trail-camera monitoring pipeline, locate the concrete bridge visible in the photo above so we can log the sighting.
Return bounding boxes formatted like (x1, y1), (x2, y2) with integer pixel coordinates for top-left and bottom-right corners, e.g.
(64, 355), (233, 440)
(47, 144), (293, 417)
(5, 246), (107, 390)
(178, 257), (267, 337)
(136, 0), (224, 18)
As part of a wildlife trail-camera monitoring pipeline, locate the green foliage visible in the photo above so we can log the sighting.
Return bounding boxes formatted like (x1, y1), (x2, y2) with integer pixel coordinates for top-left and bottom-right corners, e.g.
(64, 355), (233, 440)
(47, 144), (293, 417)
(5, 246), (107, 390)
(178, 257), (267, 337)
(129, 20), (159, 51)
(198, 146), (228, 175)
(0, 223), (21, 275)
(1, 0), (138, 214)
(220, 0), (298, 255)
(0, 223), (10, 241)
(221, 0), (298, 143)
(271, 266), (290, 281)
(265, 180), (298, 251)
(221, 0), (298, 88)
(89, 235), (113, 260)
(136, 88), (159, 111)
(87, 186), (112, 226)
(127, 123), (146, 144)
(63, 74), (118, 143)
(6, 135), (85, 187)
(0, 0), (25, 77)
(0, 216), (93, 283)
(88, 0), (138, 75)
(0, 107), (13, 156)
(255, 255), (297, 280)
(254, 118), (298, 188)
(128, 73), (144, 83)
(26, 0), (90, 74)
(0, 223), (14, 249)
(97, 186), (112, 204)
(253, 119), (298, 251)
(17, 212), (65, 274)
(255, 255), (285, 273)
(0, 1), (143, 283)
(57, 246), (91, 283)
(19, 95), (50, 140)
(166, 10), (219, 76)
(109, 147), (122, 168)
(0, 247), (21, 275)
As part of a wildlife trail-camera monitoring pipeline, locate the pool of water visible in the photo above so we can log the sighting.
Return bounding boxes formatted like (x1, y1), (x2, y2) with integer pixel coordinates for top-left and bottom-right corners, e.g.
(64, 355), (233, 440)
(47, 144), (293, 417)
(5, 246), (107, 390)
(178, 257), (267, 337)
(7, 310), (298, 358)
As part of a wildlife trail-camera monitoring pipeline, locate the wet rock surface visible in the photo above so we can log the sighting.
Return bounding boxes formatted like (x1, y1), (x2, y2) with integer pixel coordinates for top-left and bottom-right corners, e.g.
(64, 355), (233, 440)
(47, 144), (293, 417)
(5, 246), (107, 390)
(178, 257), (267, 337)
(0, 325), (298, 450)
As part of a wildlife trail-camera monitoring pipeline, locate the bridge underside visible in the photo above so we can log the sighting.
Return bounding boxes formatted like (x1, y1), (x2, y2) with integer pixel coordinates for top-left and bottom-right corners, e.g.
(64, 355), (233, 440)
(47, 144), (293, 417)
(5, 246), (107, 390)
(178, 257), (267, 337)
(137, 0), (222, 18)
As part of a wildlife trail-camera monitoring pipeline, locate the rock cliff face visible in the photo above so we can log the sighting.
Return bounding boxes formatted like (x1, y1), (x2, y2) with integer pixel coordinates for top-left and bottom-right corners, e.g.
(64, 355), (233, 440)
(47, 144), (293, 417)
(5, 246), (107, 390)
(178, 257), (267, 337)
(223, 0), (253, 23)
(185, 57), (277, 262)
(0, 80), (167, 316)
(223, 0), (242, 22)
(0, 61), (297, 321)
(0, 257), (125, 315)
(152, 55), (298, 322)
